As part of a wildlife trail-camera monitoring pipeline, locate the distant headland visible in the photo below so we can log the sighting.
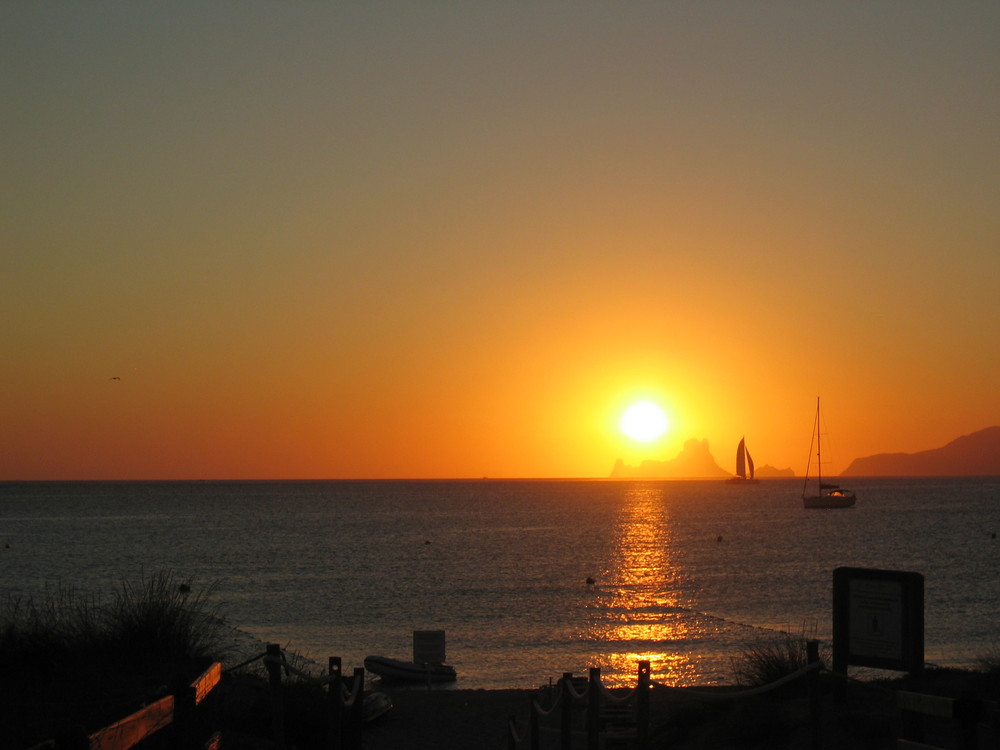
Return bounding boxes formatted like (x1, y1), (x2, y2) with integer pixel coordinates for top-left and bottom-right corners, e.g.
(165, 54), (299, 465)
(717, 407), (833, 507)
(610, 426), (1000, 478)
(841, 426), (1000, 476)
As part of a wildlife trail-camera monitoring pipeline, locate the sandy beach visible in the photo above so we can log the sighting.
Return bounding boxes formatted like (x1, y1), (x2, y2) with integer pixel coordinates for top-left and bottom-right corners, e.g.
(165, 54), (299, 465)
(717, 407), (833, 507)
(361, 688), (540, 750)
(322, 670), (995, 750)
(207, 628), (996, 749)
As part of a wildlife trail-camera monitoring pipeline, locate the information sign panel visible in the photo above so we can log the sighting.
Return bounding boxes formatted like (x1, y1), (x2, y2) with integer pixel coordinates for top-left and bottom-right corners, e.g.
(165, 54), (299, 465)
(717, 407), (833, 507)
(833, 567), (923, 674)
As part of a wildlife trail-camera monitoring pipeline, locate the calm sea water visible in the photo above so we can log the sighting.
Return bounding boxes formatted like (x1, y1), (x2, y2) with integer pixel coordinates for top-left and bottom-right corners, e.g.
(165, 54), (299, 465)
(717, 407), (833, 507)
(1, 478), (998, 688)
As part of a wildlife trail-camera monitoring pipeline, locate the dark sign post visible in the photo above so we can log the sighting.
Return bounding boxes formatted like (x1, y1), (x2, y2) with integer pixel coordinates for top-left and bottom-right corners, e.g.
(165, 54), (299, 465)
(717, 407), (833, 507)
(833, 567), (924, 682)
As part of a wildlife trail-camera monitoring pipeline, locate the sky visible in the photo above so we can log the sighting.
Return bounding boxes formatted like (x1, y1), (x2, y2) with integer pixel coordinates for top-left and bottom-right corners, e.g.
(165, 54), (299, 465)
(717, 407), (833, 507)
(2, 3), (998, 480)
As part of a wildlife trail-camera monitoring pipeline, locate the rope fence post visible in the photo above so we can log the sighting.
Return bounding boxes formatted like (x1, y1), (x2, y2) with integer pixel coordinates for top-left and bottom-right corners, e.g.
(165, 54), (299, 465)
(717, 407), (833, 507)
(636, 660), (651, 750)
(587, 667), (601, 750)
(349, 666), (365, 749)
(172, 683), (197, 750)
(955, 692), (983, 750)
(560, 672), (574, 750)
(265, 643), (286, 750)
(328, 657), (342, 750)
(529, 694), (540, 750)
(807, 640), (822, 749)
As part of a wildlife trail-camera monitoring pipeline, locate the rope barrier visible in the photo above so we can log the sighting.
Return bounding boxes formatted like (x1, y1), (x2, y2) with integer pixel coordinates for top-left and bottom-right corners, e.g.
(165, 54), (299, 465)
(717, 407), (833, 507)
(564, 676), (590, 703)
(261, 648), (366, 710)
(595, 673), (638, 706)
(507, 715), (526, 746)
(262, 649), (339, 686)
(223, 651), (268, 673)
(660, 659), (822, 701)
(341, 672), (363, 708)
(509, 654), (828, 750)
(530, 688), (562, 717)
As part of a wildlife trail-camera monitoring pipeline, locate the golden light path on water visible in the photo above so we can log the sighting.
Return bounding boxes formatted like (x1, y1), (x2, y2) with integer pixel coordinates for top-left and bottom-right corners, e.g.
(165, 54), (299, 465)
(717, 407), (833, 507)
(589, 485), (702, 687)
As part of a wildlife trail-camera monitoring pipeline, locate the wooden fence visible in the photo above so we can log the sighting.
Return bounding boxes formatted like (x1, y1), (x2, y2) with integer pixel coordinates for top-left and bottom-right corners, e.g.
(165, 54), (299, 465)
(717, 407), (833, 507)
(506, 642), (825, 750)
(506, 662), (652, 750)
(32, 661), (222, 750)
(29, 643), (369, 750)
(897, 689), (999, 750)
(502, 641), (1000, 750)
(261, 642), (368, 750)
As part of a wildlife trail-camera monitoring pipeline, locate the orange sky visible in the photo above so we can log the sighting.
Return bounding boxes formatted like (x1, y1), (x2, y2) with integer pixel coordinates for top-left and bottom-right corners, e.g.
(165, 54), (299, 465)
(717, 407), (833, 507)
(2, 3), (999, 479)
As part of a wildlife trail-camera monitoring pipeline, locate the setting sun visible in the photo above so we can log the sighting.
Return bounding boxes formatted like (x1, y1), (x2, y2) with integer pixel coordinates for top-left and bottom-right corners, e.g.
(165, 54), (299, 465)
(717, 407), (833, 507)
(619, 401), (669, 442)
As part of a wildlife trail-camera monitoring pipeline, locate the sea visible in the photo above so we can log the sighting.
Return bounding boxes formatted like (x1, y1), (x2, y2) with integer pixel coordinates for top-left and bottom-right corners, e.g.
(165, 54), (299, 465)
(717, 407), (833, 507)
(1, 478), (998, 689)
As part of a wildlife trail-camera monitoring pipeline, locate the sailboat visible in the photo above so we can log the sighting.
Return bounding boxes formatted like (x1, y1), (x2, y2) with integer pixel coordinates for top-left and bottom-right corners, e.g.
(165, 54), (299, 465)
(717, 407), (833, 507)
(726, 437), (760, 484)
(802, 397), (855, 508)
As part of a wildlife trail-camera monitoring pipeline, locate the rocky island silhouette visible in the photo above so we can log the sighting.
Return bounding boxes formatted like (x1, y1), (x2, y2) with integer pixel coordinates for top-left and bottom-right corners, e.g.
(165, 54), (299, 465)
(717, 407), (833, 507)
(611, 426), (1000, 478)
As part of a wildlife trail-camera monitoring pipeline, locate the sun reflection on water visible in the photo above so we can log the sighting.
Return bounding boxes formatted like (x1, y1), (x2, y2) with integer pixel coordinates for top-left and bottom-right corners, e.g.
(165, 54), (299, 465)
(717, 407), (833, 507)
(585, 484), (715, 687)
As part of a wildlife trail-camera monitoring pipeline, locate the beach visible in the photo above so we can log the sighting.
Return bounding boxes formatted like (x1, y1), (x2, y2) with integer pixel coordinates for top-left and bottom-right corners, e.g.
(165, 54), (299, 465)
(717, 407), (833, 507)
(362, 689), (539, 750)
(330, 671), (993, 750)
(209, 663), (990, 750)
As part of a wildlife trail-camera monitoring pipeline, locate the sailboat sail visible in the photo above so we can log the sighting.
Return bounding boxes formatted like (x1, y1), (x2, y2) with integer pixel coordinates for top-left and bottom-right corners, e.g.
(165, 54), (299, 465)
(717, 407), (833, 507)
(735, 438), (746, 478)
(727, 437), (759, 483)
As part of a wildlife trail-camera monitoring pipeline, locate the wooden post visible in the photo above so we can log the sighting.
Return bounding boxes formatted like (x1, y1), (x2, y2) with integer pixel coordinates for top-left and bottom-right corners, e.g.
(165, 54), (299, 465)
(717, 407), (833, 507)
(807, 640), (822, 749)
(54, 724), (89, 750)
(636, 660), (651, 750)
(172, 683), (197, 750)
(560, 673), (573, 750)
(265, 643), (286, 749)
(349, 666), (365, 748)
(956, 692), (982, 750)
(328, 657), (342, 750)
(529, 694), (540, 750)
(587, 667), (601, 750)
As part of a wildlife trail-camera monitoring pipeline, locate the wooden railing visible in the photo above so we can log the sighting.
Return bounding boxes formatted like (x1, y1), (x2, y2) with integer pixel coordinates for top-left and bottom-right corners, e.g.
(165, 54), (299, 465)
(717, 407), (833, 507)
(897, 689), (999, 750)
(507, 642), (826, 750)
(31, 661), (222, 750)
(506, 661), (652, 750)
(261, 642), (368, 750)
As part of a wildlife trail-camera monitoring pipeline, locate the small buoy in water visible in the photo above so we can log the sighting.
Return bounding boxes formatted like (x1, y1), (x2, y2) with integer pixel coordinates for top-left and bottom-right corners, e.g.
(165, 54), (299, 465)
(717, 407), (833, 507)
(716, 535), (723, 543)
(424, 540), (431, 545)
(178, 584), (191, 594)
(585, 577), (595, 585)
(992, 532), (996, 539)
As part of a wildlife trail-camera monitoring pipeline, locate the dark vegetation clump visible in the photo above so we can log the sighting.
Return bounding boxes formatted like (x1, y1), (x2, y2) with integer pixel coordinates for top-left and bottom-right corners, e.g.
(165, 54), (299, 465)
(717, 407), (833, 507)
(0, 571), (227, 749)
(730, 630), (815, 688)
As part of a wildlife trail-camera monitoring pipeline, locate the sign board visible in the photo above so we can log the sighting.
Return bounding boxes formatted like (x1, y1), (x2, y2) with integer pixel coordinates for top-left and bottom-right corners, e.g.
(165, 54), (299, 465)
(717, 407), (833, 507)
(833, 567), (923, 674)
(413, 630), (446, 664)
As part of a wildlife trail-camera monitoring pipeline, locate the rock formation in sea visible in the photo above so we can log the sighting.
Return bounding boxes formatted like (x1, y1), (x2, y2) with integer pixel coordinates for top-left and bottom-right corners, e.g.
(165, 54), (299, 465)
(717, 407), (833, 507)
(754, 464), (795, 478)
(610, 438), (730, 478)
(841, 426), (1000, 476)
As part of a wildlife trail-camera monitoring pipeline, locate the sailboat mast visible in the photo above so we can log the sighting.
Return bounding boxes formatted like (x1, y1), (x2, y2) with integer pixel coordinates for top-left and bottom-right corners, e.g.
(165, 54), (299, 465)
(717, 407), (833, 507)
(816, 396), (822, 488)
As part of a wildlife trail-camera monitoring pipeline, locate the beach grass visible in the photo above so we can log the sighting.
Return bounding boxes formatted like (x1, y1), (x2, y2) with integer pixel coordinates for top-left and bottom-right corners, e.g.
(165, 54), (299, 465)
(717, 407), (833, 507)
(0, 571), (228, 749)
(729, 626), (829, 688)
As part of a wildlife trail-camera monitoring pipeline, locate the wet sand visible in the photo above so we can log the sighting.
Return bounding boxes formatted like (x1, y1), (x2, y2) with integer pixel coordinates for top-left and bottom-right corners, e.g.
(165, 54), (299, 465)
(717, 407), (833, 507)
(362, 688), (540, 750)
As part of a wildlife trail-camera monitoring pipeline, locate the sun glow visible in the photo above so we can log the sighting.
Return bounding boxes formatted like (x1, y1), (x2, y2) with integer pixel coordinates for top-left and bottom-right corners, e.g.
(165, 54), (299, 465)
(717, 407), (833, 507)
(619, 401), (669, 442)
